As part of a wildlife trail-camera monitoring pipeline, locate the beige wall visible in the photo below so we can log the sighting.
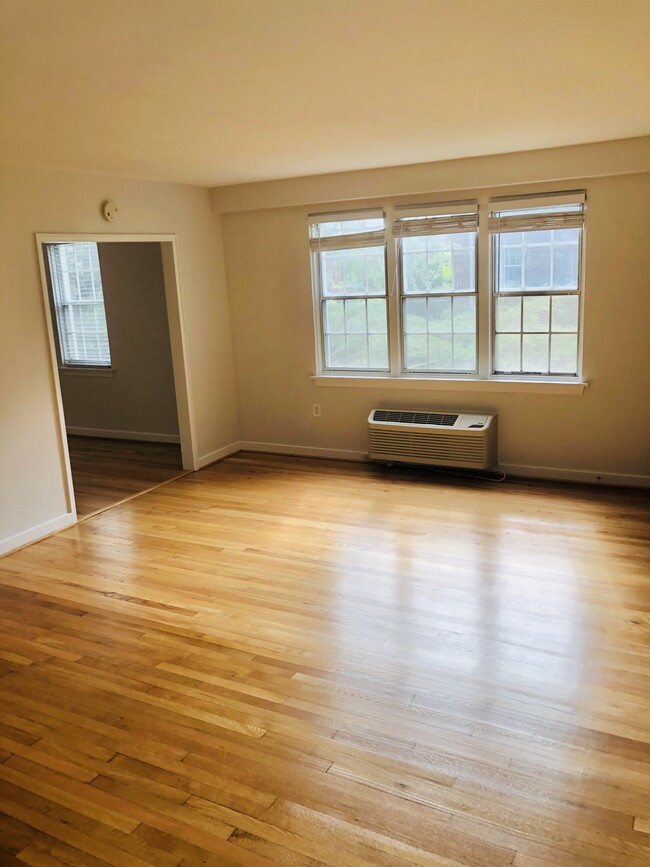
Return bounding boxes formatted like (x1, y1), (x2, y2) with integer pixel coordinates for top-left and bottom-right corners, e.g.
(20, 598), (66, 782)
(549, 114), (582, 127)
(59, 243), (179, 438)
(220, 169), (650, 482)
(0, 164), (239, 552)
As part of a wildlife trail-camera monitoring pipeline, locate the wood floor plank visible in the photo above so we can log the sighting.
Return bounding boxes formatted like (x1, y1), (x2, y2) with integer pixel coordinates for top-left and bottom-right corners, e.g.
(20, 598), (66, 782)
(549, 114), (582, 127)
(0, 452), (649, 864)
(67, 435), (183, 519)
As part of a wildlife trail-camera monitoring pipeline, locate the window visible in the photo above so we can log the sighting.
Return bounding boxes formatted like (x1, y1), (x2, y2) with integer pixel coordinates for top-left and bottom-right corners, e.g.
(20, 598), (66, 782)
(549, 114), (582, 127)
(47, 242), (111, 367)
(309, 192), (585, 383)
(309, 211), (388, 371)
(489, 196), (584, 376)
(395, 203), (478, 373)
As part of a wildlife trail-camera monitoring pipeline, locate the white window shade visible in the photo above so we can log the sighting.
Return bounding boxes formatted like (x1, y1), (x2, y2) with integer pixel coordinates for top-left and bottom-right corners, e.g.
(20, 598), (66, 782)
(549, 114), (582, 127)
(393, 201), (479, 237)
(489, 193), (586, 234)
(309, 209), (386, 251)
(47, 242), (112, 367)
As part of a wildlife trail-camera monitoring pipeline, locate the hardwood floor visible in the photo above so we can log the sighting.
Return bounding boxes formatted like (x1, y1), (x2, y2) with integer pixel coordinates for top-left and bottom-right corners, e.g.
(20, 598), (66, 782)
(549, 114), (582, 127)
(67, 436), (184, 519)
(0, 452), (649, 865)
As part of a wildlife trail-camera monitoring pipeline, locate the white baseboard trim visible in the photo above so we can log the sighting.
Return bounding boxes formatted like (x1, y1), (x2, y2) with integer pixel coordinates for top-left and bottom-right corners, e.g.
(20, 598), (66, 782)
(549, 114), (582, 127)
(66, 426), (180, 444)
(197, 441), (243, 469)
(499, 463), (650, 489)
(0, 512), (76, 558)
(239, 441), (367, 462)
(192, 436), (650, 489)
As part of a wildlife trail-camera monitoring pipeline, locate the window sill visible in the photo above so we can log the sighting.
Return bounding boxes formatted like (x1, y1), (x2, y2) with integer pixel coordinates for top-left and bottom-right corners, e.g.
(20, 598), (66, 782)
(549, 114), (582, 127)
(59, 367), (115, 378)
(311, 375), (587, 395)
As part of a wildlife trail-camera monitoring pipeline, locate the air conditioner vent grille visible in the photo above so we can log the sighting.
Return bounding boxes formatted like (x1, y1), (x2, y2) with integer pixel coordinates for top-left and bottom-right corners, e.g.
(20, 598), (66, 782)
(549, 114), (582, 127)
(372, 410), (458, 426)
(368, 408), (498, 470)
(369, 431), (486, 465)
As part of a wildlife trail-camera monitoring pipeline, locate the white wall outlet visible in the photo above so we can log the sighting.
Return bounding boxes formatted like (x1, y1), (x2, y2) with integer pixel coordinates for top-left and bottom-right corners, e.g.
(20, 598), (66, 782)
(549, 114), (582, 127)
(312, 403), (321, 418)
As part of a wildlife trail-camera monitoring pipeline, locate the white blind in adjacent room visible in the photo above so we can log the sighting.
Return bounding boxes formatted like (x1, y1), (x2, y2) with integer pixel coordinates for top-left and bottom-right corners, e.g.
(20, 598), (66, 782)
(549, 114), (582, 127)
(47, 242), (112, 367)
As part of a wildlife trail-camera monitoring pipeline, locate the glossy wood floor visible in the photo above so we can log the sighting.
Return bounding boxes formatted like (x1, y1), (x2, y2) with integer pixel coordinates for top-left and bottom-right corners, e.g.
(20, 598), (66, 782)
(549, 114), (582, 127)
(67, 436), (184, 518)
(0, 453), (649, 866)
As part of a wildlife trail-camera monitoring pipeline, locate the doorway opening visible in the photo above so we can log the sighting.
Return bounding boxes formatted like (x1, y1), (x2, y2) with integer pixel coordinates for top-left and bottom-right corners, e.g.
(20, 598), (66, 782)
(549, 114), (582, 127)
(37, 234), (198, 522)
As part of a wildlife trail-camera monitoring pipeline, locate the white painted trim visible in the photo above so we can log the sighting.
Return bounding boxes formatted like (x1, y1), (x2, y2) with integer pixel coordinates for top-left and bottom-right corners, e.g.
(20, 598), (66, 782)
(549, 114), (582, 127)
(66, 427), (180, 444)
(35, 232), (201, 531)
(59, 366), (115, 378)
(0, 513), (75, 558)
(499, 463), (650, 489)
(36, 233), (179, 244)
(35, 239), (78, 519)
(197, 441), (242, 469)
(311, 375), (587, 395)
(239, 441), (366, 462)
(235, 441), (649, 489)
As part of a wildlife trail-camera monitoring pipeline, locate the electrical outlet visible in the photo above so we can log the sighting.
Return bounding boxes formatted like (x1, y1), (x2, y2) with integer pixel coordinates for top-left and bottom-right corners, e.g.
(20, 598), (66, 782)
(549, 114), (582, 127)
(312, 403), (321, 418)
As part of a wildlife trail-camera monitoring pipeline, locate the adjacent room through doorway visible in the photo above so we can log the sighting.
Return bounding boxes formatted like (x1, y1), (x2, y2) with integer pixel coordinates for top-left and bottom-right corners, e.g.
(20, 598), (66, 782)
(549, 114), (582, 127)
(41, 239), (187, 519)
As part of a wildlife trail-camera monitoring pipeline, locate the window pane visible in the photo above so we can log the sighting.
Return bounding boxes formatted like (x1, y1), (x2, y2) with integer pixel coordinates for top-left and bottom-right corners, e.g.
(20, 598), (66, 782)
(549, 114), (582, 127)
(323, 300), (344, 333)
(523, 296), (550, 332)
(551, 295), (579, 332)
(552, 241), (579, 289)
(402, 233), (475, 294)
(313, 217), (383, 238)
(402, 250), (428, 294)
(428, 296), (452, 333)
(496, 228), (580, 294)
(47, 242), (111, 366)
(368, 334), (389, 369)
(522, 334), (549, 373)
(499, 245), (522, 289)
(403, 298), (427, 333)
(404, 334), (427, 370)
(323, 298), (388, 370)
(428, 334), (453, 369)
(367, 298), (387, 334)
(325, 334), (346, 368)
(524, 243), (551, 288)
(344, 299), (366, 333)
(321, 246), (385, 297)
(452, 248), (474, 292)
(346, 334), (368, 368)
(550, 334), (578, 374)
(496, 297), (521, 332)
(453, 333), (475, 371)
(428, 247), (453, 292)
(495, 334), (521, 372)
(452, 295), (476, 334)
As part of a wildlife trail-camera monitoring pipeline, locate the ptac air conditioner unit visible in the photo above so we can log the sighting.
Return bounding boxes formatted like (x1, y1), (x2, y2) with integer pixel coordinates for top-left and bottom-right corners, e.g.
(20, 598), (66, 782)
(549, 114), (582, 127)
(368, 409), (498, 470)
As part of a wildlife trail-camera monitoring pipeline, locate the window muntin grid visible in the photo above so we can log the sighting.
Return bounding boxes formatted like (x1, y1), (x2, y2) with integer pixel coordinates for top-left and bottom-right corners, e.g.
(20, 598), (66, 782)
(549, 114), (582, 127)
(492, 226), (582, 375)
(400, 231), (477, 373)
(311, 214), (389, 372)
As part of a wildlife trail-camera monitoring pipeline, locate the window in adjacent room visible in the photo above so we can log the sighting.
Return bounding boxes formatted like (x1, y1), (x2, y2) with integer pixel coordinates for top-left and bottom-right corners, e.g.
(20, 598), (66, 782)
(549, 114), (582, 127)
(309, 211), (388, 371)
(46, 242), (112, 368)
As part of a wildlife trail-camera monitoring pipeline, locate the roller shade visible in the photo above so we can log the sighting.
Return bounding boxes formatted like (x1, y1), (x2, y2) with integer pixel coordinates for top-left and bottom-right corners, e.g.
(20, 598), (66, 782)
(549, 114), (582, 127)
(393, 201), (478, 237)
(489, 193), (586, 234)
(309, 209), (386, 251)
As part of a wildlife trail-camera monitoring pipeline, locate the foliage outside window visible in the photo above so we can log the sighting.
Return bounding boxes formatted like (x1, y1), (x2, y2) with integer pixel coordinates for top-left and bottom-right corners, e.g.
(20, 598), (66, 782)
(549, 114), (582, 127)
(309, 193), (585, 380)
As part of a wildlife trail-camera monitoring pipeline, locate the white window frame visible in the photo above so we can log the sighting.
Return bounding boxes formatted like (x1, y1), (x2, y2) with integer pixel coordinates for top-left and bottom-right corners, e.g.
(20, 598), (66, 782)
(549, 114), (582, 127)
(309, 209), (390, 374)
(46, 241), (112, 369)
(488, 192), (586, 380)
(310, 191), (587, 390)
(394, 201), (479, 377)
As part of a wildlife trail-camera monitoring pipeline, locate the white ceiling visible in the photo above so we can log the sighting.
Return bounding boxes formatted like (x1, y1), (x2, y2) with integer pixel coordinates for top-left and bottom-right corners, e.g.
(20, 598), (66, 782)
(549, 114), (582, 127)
(1, 0), (649, 187)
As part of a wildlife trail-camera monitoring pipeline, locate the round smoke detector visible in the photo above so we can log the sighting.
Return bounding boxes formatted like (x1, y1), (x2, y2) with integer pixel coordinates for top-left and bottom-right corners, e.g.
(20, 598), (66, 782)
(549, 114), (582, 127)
(102, 200), (118, 222)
